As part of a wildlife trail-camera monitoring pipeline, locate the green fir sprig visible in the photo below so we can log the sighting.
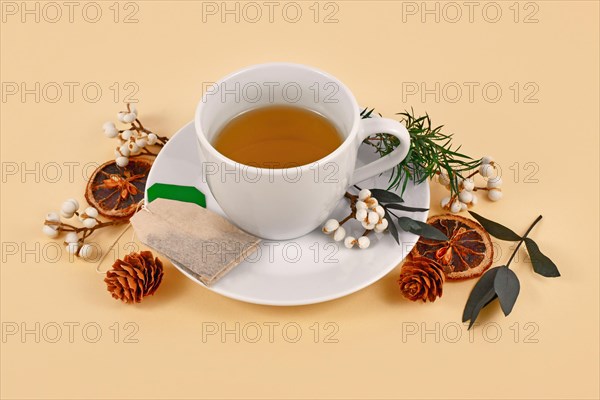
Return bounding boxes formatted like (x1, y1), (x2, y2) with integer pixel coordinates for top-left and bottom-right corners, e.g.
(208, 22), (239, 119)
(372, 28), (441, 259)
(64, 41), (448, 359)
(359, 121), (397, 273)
(361, 108), (482, 196)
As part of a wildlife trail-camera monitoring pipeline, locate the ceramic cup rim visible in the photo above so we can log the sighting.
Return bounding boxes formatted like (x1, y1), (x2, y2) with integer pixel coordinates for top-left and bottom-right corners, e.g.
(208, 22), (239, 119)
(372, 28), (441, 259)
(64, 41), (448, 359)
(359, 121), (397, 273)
(194, 62), (361, 174)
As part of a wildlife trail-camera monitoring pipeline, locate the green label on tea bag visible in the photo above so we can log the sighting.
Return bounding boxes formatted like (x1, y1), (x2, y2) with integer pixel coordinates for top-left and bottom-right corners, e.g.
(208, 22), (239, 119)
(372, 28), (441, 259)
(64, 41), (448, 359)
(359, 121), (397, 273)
(147, 183), (206, 208)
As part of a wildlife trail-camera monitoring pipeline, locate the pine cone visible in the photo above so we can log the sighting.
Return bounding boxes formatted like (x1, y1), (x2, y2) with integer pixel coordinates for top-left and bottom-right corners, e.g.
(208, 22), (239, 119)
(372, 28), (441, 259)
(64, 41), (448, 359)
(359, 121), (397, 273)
(105, 251), (164, 303)
(398, 255), (445, 302)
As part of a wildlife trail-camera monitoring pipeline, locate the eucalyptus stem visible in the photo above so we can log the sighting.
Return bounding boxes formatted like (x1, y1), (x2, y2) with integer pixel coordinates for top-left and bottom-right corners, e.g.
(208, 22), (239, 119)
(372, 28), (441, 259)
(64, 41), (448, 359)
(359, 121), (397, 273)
(506, 215), (543, 268)
(385, 208), (401, 219)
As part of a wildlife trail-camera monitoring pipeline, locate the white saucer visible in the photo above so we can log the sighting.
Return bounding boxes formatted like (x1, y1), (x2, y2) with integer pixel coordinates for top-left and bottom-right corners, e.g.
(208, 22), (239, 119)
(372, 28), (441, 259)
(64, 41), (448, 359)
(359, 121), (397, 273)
(145, 121), (430, 306)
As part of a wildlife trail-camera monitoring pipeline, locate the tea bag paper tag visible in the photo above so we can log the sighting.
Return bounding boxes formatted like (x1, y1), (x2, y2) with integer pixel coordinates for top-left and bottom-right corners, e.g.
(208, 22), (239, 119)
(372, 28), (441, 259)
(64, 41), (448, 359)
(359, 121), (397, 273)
(130, 198), (261, 286)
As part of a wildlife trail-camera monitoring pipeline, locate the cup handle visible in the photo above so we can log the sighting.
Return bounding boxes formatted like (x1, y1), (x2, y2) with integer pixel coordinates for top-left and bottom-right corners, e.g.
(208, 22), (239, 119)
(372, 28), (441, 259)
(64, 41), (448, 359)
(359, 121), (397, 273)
(350, 118), (411, 185)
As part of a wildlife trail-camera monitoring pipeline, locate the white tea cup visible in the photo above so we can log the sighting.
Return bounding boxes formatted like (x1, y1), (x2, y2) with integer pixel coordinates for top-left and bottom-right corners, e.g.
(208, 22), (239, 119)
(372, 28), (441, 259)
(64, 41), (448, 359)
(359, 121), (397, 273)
(195, 63), (410, 240)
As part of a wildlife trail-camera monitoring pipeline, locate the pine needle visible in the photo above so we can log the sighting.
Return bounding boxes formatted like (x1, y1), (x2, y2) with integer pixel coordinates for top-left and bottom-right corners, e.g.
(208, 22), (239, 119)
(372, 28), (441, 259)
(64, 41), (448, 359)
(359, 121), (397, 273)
(360, 108), (481, 196)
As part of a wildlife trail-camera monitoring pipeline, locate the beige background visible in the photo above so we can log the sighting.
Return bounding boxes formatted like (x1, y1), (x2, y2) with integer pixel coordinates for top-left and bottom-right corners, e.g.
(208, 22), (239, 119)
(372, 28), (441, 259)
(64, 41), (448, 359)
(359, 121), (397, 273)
(1, 1), (599, 399)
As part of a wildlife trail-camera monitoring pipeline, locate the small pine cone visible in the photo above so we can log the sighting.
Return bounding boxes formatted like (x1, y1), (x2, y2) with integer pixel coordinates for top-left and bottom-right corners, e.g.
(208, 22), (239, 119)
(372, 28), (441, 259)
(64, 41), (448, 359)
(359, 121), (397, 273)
(398, 255), (445, 302)
(105, 251), (164, 303)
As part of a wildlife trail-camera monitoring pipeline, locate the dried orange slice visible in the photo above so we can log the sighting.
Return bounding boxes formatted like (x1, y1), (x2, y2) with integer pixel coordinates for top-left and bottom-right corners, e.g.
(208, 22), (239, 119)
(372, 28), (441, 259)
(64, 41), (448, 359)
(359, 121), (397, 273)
(412, 214), (493, 280)
(85, 158), (153, 220)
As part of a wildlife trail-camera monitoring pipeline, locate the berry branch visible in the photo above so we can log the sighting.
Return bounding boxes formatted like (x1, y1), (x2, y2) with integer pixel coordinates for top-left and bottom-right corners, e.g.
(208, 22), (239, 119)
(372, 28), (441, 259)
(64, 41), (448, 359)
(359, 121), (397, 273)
(322, 188), (447, 249)
(43, 199), (128, 259)
(437, 157), (503, 213)
(42, 103), (166, 263)
(322, 189), (389, 249)
(102, 103), (169, 167)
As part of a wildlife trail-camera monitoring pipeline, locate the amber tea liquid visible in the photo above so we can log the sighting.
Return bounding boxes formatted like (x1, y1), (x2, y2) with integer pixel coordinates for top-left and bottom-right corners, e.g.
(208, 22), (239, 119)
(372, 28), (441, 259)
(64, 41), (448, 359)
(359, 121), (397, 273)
(212, 105), (344, 168)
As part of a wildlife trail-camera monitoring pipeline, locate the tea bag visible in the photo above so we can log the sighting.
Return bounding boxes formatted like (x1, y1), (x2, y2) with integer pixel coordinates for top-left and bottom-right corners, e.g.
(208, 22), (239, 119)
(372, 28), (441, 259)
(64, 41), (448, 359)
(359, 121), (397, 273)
(130, 198), (261, 286)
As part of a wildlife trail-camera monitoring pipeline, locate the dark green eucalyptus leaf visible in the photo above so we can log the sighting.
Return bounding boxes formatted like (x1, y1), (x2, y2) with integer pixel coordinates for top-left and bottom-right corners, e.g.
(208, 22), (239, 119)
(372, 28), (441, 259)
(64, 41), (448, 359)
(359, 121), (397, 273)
(368, 188), (403, 203)
(385, 203), (429, 213)
(384, 209), (399, 244)
(494, 266), (520, 316)
(396, 216), (419, 231)
(463, 267), (500, 328)
(524, 238), (560, 277)
(482, 294), (499, 308)
(469, 294), (499, 330)
(397, 217), (448, 241)
(468, 211), (522, 241)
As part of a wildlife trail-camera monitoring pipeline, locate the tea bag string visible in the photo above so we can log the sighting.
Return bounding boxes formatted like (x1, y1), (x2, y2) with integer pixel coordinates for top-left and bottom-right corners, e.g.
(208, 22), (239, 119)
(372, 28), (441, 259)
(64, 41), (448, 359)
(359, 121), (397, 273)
(95, 201), (150, 274)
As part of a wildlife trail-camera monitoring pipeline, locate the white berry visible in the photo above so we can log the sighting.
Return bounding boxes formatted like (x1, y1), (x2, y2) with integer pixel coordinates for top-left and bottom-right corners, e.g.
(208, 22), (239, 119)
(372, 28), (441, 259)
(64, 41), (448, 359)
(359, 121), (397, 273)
(333, 226), (346, 242)
(322, 219), (339, 234)
(358, 236), (370, 249)
(356, 201), (367, 210)
(66, 242), (79, 255)
(462, 179), (475, 192)
(45, 212), (60, 227)
(488, 189), (503, 202)
(374, 205), (385, 218)
(119, 144), (131, 157)
(367, 211), (379, 225)
(147, 133), (157, 145)
(122, 112), (136, 123)
(65, 232), (79, 243)
(102, 122), (118, 138)
(365, 197), (378, 209)
(460, 202), (468, 211)
(78, 244), (94, 260)
(82, 218), (97, 228)
(482, 156), (494, 164)
(104, 128), (118, 138)
(358, 189), (371, 201)
(440, 196), (451, 209)
(121, 130), (132, 140)
(458, 190), (473, 204)
(116, 156), (129, 167)
(450, 200), (462, 214)
(60, 210), (74, 218)
(344, 236), (356, 249)
(355, 208), (368, 222)
(129, 104), (138, 116)
(487, 176), (503, 189)
(128, 142), (140, 154)
(374, 218), (389, 233)
(66, 198), (79, 209)
(439, 171), (450, 185)
(42, 225), (59, 238)
(103, 121), (115, 130)
(480, 164), (495, 178)
(135, 138), (147, 148)
(361, 221), (376, 230)
(471, 194), (479, 205)
(61, 200), (78, 215)
(117, 112), (127, 122)
(84, 207), (98, 218)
